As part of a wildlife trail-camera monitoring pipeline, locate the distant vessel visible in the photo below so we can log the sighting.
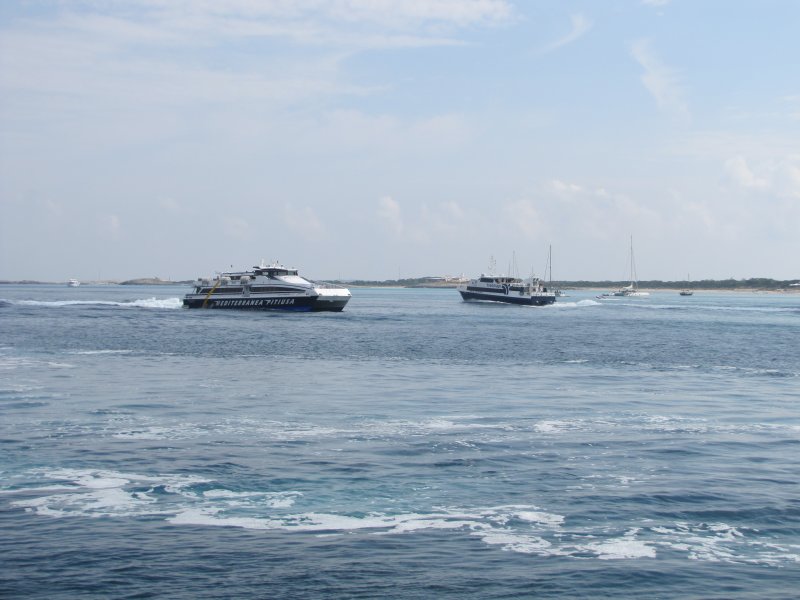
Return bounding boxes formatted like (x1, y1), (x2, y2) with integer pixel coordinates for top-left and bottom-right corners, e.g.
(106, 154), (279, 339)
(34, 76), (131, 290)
(183, 261), (351, 312)
(458, 274), (555, 306)
(680, 274), (694, 296)
(598, 237), (650, 298)
(67, 279), (80, 287)
(545, 245), (567, 297)
(458, 257), (555, 306)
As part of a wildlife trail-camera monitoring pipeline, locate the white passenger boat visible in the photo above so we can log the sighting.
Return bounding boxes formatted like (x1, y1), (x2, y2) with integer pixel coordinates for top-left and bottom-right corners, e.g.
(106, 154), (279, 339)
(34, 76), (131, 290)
(67, 279), (80, 287)
(457, 274), (556, 306)
(183, 261), (351, 312)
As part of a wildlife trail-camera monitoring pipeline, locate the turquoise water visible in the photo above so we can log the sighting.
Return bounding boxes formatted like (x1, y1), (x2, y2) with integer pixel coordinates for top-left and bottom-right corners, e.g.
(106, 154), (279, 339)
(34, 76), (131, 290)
(1, 285), (799, 598)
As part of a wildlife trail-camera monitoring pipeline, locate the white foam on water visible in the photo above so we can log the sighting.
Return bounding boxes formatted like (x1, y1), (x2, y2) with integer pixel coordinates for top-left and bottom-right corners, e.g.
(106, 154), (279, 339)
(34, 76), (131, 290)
(12, 485), (154, 519)
(351, 418), (510, 440)
(477, 530), (558, 555)
(648, 522), (746, 563)
(9, 468), (209, 518)
(0, 354), (76, 372)
(166, 506), (562, 540)
(586, 538), (657, 560)
(0, 484), (77, 496)
(128, 297), (183, 309)
(533, 420), (576, 434)
(70, 350), (134, 355)
(10, 469), (798, 565)
(202, 489), (301, 509)
(113, 426), (192, 440)
(0, 356), (34, 371)
(515, 510), (566, 526)
(552, 299), (601, 308)
(169, 508), (281, 530)
(14, 297), (182, 309)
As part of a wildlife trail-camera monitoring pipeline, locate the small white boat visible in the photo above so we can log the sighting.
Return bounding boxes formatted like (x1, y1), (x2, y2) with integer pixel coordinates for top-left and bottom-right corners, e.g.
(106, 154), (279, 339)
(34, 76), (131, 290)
(67, 279), (80, 287)
(679, 273), (693, 296)
(599, 237), (649, 298)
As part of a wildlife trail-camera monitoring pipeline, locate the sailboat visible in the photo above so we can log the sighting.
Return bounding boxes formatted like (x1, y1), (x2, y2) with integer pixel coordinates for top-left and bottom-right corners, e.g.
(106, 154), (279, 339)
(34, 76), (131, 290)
(545, 245), (566, 297)
(599, 236), (650, 298)
(680, 274), (693, 296)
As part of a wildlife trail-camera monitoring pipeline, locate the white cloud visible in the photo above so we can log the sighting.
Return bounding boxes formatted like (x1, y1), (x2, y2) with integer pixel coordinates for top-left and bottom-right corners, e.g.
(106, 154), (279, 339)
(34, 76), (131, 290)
(178, 0), (513, 27)
(630, 39), (688, 121)
(441, 200), (465, 220)
(378, 196), (403, 235)
(642, 0), (671, 6)
(223, 216), (251, 240)
(49, 0), (513, 48)
(725, 155), (800, 199)
(724, 156), (768, 190)
(503, 199), (542, 238)
(504, 180), (665, 247)
(284, 205), (326, 239)
(99, 214), (122, 240)
(550, 179), (584, 195)
(160, 197), (183, 214)
(0, 1), (512, 133)
(327, 0), (514, 28)
(543, 13), (593, 52)
(376, 197), (467, 242)
(775, 160), (800, 199)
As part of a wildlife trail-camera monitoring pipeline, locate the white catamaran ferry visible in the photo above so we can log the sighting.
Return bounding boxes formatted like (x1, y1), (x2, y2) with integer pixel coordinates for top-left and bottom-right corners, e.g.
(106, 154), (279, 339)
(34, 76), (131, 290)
(183, 261), (351, 312)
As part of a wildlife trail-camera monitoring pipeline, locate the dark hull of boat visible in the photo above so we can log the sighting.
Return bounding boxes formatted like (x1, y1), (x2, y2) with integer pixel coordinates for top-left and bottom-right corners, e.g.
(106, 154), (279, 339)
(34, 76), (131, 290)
(182, 295), (348, 312)
(459, 290), (556, 306)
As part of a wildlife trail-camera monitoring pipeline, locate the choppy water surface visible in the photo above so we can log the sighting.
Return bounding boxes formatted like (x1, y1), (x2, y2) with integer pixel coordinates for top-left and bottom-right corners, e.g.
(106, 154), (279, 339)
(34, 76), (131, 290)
(1, 285), (799, 598)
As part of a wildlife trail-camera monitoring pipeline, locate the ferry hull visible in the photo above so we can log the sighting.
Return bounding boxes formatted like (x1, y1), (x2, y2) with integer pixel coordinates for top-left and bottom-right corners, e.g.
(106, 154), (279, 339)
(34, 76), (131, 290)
(182, 295), (348, 312)
(459, 290), (555, 306)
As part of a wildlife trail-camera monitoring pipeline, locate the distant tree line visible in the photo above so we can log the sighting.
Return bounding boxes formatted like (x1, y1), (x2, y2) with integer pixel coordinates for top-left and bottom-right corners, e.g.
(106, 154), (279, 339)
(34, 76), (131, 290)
(559, 278), (798, 290)
(335, 277), (799, 290)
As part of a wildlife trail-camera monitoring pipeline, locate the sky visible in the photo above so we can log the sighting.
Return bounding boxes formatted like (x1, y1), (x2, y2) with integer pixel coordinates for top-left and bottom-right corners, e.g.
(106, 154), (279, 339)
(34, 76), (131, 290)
(1, 0), (799, 282)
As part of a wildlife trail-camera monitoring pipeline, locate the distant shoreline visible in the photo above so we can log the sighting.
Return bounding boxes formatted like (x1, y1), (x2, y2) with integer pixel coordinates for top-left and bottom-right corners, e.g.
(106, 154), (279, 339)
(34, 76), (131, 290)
(1, 278), (798, 293)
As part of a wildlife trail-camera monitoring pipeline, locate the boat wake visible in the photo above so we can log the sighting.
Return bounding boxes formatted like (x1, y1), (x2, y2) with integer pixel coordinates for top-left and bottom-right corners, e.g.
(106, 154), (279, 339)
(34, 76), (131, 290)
(6, 298), (183, 309)
(549, 299), (601, 308)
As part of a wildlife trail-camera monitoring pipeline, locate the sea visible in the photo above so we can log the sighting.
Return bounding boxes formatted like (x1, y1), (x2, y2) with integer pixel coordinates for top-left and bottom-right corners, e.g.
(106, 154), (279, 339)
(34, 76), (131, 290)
(1, 284), (798, 599)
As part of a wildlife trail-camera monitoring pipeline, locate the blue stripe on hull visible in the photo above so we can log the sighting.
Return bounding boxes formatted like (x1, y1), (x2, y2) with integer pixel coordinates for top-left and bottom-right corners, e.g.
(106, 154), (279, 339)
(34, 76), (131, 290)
(459, 290), (555, 306)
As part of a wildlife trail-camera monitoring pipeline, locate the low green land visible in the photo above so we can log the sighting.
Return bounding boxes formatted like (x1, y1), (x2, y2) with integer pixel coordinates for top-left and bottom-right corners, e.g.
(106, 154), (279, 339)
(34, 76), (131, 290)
(2, 277), (798, 291)
(337, 277), (800, 291)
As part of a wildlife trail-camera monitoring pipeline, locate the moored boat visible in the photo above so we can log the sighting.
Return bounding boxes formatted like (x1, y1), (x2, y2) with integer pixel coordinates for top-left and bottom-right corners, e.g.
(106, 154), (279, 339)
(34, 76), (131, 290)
(183, 261), (351, 312)
(679, 273), (694, 296)
(598, 236), (650, 299)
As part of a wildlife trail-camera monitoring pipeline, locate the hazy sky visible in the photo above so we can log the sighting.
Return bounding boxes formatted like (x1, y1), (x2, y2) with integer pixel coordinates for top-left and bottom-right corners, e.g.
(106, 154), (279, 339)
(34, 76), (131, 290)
(1, 1), (798, 281)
